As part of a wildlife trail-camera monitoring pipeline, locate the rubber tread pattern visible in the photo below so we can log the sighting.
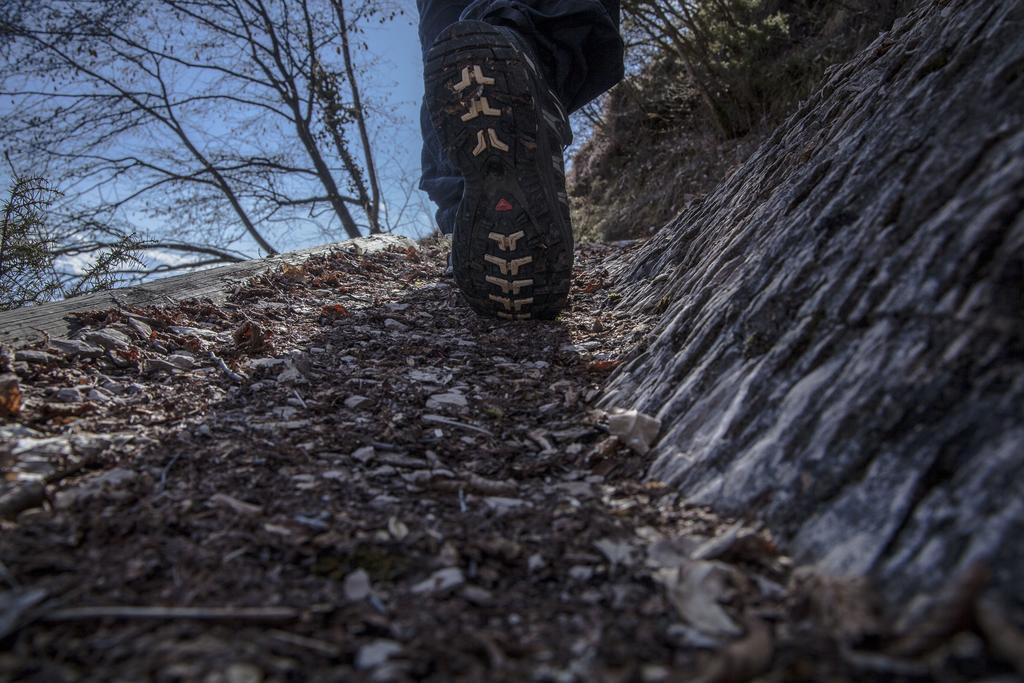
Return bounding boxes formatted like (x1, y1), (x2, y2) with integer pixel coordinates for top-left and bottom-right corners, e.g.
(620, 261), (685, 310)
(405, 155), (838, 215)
(425, 21), (574, 320)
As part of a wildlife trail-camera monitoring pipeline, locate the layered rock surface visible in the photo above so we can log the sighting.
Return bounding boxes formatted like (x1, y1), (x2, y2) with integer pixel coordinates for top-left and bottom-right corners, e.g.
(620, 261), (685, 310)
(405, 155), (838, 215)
(602, 0), (1024, 607)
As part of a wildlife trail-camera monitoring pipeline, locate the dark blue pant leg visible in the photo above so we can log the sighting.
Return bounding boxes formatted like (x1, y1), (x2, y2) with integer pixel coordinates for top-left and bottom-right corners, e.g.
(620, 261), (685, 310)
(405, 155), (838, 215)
(417, 0), (468, 236)
(417, 0), (623, 234)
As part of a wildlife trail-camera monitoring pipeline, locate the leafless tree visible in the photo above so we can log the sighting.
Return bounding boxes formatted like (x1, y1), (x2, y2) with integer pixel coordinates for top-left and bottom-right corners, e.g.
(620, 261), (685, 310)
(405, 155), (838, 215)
(0, 0), (392, 278)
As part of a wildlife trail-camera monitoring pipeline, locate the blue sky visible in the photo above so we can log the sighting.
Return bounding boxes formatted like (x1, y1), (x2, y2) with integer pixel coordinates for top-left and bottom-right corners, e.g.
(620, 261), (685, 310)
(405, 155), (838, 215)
(1, 3), (435, 266)
(354, 8), (434, 242)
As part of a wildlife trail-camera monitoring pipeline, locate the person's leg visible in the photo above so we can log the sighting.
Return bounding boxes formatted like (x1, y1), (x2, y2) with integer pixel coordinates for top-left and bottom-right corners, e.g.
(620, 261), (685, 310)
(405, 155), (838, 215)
(418, 1), (624, 318)
(458, 0), (622, 115)
(418, 0), (472, 236)
(417, 0), (623, 236)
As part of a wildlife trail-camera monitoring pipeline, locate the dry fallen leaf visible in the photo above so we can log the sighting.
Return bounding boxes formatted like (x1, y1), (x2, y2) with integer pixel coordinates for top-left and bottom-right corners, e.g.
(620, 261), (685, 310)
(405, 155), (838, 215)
(280, 262), (305, 281)
(320, 303), (352, 319)
(0, 374), (22, 417)
(657, 560), (744, 638)
(692, 618), (774, 683)
(233, 320), (273, 354)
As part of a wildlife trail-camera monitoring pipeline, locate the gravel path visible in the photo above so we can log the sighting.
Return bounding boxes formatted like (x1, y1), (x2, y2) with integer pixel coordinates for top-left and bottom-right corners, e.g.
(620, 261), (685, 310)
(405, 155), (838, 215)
(0, 242), (1017, 682)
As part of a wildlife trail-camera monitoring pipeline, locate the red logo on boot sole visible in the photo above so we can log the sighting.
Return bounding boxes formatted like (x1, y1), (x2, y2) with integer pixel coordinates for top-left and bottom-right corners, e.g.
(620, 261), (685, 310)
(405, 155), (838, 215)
(495, 198), (513, 212)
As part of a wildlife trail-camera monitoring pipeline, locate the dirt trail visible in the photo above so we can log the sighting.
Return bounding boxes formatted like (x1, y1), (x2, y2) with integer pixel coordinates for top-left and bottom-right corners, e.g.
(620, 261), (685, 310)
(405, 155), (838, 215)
(0, 244), (1016, 682)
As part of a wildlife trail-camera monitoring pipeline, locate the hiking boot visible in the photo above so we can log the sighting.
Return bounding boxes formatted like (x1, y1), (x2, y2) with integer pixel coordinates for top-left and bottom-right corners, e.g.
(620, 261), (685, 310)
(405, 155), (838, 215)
(425, 20), (574, 320)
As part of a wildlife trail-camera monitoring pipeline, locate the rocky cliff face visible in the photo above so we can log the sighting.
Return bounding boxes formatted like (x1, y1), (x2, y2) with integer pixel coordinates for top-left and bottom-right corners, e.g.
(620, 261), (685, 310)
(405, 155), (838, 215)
(601, 0), (1024, 608)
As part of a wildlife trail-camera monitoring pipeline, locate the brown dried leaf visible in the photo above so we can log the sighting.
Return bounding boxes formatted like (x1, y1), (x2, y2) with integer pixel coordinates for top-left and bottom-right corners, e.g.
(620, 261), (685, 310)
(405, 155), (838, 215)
(588, 359), (621, 372)
(320, 303), (352, 320)
(692, 618), (774, 683)
(232, 321), (273, 355)
(0, 374), (22, 417)
(280, 262), (305, 281)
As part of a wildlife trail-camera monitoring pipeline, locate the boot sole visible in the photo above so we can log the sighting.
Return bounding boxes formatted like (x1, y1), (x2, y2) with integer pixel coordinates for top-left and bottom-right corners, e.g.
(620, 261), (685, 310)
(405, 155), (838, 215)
(425, 21), (573, 320)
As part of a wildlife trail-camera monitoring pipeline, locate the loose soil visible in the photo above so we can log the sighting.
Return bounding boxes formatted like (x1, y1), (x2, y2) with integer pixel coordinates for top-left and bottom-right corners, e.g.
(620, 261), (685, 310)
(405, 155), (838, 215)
(0, 243), (1016, 682)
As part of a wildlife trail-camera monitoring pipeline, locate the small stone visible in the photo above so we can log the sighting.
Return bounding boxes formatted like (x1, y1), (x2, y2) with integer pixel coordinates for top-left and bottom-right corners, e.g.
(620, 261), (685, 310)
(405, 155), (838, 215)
(292, 474), (316, 490)
(483, 497), (529, 513)
(126, 317), (153, 339)
(145, 358), (181, 374)
(461, 585), (494, 605)
(594, 538), (635, 567)
(368, 494), (400, 509)
(224, 662), (263, 683)
(408, 369), (441, 383)
(55, 387), (81, 403)
(166, 354), (195, 370)
(82, 328), (131, 350)
(426, 392), (468, 410)
(249, 357), (286, 370)
(387, 516), (409, 541)
(641, 665), (669, 682)
(355, 640), (401, 670)
(411, 567), (465, 594)
(14, 350), (57, 365)
(569, 565), (594, 581)
(49, 339), (104, 357)
(345, 395), (370, 410)
(100, 380), (127, 395)
(607, 409), (662, 455)
(276, 363), (304, 383)
(343, 569), (372, 601)
(352, 445), (375, 463)
(383, 318), (409, 331)
(168, 326), (221, 341)
(665, 624), (723, 649)
(528, 554), (546, 572)
(86, 388), (109, 403)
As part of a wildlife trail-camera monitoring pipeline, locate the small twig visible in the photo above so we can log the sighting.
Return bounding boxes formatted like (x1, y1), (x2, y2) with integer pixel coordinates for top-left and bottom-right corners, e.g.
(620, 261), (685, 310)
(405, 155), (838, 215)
(421, 414), (493, 437)
(209, 351), (244, 383)
(266, 629), (341, 658)
(158, 452), (184, 491)
(432, 474), (517, 497)
(368, 594), (387, 615)
(43, 605), (300, 623)
(291, 390), (307, 409)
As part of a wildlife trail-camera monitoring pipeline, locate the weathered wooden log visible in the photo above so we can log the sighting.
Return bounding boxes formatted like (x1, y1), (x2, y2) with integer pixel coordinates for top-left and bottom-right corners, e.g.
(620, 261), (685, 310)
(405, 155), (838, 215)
(602, 0), (1024, 609)
(0, 235), (413, 347)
